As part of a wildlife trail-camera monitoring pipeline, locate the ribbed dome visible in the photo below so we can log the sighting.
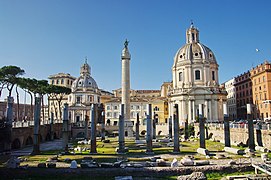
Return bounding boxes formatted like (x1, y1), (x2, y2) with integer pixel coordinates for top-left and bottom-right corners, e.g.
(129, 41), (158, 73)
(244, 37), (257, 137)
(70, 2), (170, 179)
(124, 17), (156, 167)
(72, 62), (98, 91)
(173, 24), (217, 67)
(174, 43), (216, 63)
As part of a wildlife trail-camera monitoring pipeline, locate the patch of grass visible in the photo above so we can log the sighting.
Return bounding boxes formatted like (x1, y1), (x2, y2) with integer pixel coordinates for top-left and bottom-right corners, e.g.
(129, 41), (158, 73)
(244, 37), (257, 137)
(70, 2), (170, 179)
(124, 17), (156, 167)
(206, 170), (255, 180)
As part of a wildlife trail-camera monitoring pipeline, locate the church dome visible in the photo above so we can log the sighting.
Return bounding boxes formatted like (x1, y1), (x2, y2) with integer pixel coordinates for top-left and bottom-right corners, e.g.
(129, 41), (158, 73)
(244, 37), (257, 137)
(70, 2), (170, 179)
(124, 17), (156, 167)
(173, 24), (216, 66)
(72, 61), (98, 91)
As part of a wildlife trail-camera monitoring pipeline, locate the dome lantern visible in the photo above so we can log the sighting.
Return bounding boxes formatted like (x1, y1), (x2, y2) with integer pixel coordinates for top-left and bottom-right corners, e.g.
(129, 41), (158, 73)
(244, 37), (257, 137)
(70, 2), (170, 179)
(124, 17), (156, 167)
(186, 22), (200, 44)
(80, 57), (91, 76)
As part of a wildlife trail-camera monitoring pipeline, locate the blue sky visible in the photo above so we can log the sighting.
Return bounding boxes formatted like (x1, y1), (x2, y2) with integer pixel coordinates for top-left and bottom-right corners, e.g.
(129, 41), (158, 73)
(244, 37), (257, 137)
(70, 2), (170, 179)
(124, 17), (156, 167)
(1, 0), (271, 101)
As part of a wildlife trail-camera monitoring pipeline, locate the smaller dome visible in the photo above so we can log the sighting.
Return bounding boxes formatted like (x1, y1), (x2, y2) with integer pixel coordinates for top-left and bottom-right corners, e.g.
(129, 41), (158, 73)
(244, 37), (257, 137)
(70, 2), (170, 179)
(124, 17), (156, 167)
(72, 61), (98, 91)
(72, 75), (98, 89)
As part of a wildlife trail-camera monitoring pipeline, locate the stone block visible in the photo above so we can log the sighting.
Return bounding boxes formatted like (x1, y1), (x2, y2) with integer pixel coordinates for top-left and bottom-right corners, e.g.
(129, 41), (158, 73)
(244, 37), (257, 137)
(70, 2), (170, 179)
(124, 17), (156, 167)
(171, 158), (178, 167)
(70, 160), (78, 169)
(135, 140), (146, 144)
(47, 163), (56, 168)
(103, 139), (110, 143)
(6, 157), (20, 169)
(197, 148), (209, 155)
(100, 163), (114, 168)
(37, 163), (46, 168)
(133, 163), (144, 168)
(224, 147), (244, 155)
(256, 146), (268, 153)
(157, 159), (167, 167)
(181, 157), (194, 166)
(115, 176), (133, 180)
(194, 160), (210, 166)
(261, 153), (268, 161)
(113, 161), (122, 168)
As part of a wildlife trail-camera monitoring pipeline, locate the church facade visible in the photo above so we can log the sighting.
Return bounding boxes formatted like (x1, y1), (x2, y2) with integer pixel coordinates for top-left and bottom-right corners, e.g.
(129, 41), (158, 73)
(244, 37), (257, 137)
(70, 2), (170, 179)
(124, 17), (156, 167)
(68, 61), (101, 124)
(169, 24), (227, 124)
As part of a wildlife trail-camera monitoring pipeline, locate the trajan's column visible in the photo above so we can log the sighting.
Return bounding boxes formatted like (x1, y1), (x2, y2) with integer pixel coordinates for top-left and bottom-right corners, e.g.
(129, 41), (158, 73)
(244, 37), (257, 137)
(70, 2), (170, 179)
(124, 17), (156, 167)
(121, 40), (133, 136)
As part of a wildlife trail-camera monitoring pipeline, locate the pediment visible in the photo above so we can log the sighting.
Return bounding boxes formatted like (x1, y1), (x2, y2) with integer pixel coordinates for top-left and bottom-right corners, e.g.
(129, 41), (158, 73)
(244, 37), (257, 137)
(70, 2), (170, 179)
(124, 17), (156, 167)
(187, 87), (213, 95)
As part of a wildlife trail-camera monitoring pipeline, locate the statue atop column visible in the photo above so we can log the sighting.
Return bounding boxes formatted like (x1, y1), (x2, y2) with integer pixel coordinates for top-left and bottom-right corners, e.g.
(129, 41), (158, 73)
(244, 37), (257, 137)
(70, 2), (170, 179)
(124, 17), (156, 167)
(124, 39), (129, 48)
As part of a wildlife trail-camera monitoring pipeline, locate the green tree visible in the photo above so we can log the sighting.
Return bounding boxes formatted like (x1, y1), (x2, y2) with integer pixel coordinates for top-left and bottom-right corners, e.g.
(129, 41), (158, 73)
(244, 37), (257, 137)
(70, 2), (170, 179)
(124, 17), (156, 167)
(46, 84), (71, 120)
(0, 65), (25, 97)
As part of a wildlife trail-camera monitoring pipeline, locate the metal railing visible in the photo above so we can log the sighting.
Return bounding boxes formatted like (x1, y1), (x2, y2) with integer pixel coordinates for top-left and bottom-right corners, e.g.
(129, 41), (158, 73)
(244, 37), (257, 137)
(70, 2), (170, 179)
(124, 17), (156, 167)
(206, 122), (271, 131)
(12, 119), (63, 128)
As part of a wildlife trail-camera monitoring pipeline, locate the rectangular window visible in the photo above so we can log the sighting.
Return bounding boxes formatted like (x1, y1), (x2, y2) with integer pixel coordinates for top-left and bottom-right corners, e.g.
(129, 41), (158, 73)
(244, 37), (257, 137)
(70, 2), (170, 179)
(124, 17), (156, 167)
(76, 96), (81, 104)
(113, 112), (118, 118)
(107, 106), (110, 110)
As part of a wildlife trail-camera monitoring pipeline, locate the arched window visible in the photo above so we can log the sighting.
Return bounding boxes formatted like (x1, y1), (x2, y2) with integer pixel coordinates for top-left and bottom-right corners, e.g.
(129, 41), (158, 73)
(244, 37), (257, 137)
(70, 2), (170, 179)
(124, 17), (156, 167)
(195, 70), (200, 80)
(179, 72), (183, 81)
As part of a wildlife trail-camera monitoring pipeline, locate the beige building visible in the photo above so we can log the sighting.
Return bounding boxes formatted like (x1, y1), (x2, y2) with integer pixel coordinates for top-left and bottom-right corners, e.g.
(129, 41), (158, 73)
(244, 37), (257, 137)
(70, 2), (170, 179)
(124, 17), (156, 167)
(250, 61), (271, 120)
(223, 78), (237, 120)
(48, 73), (76, 120)
(169, 23), (227, 124)
(105, 88), (169, 131)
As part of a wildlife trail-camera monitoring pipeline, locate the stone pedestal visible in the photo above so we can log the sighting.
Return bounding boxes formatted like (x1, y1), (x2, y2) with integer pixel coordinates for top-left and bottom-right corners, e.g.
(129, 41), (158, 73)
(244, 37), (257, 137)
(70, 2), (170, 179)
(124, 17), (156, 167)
(197, 147), (209, 155)
(32, 96), (41, 155)
(224, 147), (244, 155)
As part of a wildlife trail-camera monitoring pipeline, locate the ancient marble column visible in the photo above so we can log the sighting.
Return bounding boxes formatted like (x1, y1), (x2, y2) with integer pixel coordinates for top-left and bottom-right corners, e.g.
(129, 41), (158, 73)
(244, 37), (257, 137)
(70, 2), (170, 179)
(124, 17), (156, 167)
(184, 114), (189, 140)
(121, 40), (132, 136)
(168, 116), (173, 139)
(32, 95), (41, 155)
(199, 104), (206, 149)
(173, 104), (180, 153)
(90, 104), (97, 153)
(223, 103), (231, 147)
(50, 112), (54, 141)
(153, 114), (157, 139)
(247, 104), (255, 151)
(135, 113), (140, 140)
(84, 115), (89, 140)
(62, 103), (69, 151)
(118, 104), (125, 154)
(101, 111), (105, 141)
(146, 104), (153, 154)
(256, 122), (263, 147)
(5, 96), (13, 153)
